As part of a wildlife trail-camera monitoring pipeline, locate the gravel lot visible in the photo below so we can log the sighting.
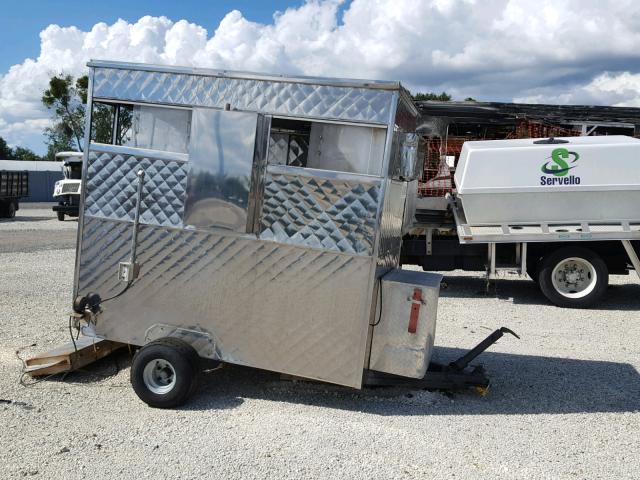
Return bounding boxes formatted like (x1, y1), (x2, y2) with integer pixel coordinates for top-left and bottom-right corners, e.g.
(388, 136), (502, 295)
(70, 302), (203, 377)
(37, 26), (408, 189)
(1, 204), (639, 479)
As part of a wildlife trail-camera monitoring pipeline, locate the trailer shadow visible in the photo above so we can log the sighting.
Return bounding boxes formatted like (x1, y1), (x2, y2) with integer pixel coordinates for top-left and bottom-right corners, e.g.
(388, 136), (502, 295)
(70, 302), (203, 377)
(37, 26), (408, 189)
(180, 347), (640, 416)
(53, 346), (639, 416)
(439, 274), (640, 311)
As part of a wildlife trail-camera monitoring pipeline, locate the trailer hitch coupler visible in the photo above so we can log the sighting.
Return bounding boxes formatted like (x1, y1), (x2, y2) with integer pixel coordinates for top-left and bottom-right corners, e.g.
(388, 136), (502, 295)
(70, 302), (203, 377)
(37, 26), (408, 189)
(72, 292), (102, 314)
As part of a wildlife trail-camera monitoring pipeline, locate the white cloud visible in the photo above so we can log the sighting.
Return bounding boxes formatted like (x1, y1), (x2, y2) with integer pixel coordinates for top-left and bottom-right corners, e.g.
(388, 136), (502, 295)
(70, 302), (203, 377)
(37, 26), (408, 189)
(516, 72), (640, 107)
(2, 0), (640, 153)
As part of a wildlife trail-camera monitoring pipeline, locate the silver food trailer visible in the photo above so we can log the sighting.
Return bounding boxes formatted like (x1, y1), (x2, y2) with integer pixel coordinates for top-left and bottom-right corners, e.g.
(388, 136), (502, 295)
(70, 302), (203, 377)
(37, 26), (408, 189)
(69, 61), (513, 407)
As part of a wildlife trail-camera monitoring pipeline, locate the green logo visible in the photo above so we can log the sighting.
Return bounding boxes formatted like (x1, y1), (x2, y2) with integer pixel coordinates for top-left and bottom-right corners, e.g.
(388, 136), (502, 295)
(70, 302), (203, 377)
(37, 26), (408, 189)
(541, 148), (579, 177)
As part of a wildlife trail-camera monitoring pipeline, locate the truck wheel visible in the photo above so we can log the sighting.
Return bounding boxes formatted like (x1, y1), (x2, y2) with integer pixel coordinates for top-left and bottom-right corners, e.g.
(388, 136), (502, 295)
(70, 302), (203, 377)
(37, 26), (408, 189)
(131, 338), (200, 408)
(538, 247), (608, 308)
(57, 211), (65, 221)
(6, 202), (16, 218)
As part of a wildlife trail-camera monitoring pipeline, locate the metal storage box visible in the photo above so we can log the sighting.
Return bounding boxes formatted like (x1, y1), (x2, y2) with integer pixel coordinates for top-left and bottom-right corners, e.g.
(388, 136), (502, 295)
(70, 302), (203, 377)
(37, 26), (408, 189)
(454, 136), (640, 225)
(369, 269), (441, 379)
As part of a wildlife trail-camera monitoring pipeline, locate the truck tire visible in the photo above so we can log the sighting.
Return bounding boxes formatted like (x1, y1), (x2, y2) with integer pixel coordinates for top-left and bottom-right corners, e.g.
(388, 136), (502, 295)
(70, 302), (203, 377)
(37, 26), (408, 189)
(57, 211), (65, 221)
(6, 202), (16, 218)
(538, 247), (608, 308)
(131, 338), (200, 408)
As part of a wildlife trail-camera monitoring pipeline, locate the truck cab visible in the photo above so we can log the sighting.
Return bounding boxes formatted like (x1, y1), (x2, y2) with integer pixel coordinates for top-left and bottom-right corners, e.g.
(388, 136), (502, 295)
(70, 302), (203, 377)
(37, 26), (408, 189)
(52, 151), (82, 221)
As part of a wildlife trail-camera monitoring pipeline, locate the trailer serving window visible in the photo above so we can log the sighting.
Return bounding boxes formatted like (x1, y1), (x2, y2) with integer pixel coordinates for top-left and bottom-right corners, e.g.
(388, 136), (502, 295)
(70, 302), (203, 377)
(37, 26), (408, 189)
(268, 118), (386, 176)
(90, 102), (191, 154)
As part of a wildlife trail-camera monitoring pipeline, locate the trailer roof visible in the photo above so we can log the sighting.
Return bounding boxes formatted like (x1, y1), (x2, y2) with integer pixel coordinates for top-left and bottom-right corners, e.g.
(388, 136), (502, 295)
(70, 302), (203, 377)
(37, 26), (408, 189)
(88, 60), (403, 91)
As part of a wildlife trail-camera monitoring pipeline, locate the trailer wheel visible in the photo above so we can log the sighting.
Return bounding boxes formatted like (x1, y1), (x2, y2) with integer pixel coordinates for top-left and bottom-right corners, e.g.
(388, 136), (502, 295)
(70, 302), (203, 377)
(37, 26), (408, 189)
(538, 247), (608, 308)
(57, 211), (65, 221)
(131, 338), (200, 408)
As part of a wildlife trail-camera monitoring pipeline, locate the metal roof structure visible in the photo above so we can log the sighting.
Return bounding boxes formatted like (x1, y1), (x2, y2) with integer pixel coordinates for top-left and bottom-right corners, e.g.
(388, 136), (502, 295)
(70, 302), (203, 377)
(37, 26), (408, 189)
(0, 160), (62, 172)
(416, 100), (640, 132)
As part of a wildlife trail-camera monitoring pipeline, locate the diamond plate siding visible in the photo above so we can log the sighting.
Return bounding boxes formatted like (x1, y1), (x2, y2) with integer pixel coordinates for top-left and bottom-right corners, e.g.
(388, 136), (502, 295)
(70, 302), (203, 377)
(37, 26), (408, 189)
(287, 136), (308, 167)
(84, 147), (189, 227)
(93, 67), (394, 125)
(377, 179), (407, 268)
(77, 217), (373, 388)
(260, 170), (381, 255)
(268, 134), (289, 165)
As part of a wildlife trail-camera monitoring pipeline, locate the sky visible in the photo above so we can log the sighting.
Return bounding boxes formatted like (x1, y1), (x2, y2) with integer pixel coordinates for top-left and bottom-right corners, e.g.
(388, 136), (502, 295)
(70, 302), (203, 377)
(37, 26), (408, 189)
(2, 0), (640, 154)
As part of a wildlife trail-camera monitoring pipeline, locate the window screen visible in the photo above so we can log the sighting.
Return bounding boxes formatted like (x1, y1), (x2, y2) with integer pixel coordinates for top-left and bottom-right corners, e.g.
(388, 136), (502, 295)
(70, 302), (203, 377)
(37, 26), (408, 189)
(122, 105), (191, 153)
(90, 103), (116, 144)
(307, 123), (386, 176)
(267, 118), (386, 176)
(90, 102), (191, 154)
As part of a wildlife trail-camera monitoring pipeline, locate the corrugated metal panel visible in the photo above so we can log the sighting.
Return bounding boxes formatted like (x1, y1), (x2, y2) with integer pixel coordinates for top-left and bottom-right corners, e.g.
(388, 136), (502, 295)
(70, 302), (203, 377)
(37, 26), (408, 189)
(376, 179), (407, 268)
(260, 168), (381, 255)
(77, 217), (374, 388)
(84, 146), (189, 228)
(92, 66), (395, 125)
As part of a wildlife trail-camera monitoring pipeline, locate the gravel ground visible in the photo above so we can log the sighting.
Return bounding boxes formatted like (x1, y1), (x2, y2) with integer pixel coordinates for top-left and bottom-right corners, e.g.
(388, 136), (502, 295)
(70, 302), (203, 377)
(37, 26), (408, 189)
(1, 206), (639, 479)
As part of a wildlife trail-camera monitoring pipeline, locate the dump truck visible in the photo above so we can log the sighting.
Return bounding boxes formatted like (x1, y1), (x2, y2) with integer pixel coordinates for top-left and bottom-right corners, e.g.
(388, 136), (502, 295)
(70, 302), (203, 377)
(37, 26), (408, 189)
(401, 136), (640, 308)
(0, 168), (28, 218)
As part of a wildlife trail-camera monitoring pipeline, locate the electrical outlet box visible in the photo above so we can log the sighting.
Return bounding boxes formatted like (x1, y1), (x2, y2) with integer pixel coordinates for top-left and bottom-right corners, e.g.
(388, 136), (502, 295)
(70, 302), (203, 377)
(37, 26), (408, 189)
(118, 261), (140, 283)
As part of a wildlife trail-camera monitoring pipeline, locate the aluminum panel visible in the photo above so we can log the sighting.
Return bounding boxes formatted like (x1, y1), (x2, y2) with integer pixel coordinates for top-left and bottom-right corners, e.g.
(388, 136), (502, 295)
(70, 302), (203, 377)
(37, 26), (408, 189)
(77, 217), (373, 388)
(92, 67), (394, 125)
(394, 91), (419, 132)
(84, 145), (189, 228)
(377, 179), (408, 268)
(260, 168), (381, 255)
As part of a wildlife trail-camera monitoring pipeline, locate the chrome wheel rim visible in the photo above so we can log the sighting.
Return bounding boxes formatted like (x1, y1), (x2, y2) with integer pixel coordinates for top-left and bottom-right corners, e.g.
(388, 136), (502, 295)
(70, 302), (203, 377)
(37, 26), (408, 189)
(142, 358), (176, 394)
(551, 257), (597, 299)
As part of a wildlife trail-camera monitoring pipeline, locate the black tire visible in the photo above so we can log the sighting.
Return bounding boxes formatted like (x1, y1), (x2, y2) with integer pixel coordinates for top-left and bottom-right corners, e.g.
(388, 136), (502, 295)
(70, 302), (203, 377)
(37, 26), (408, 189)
(6, 202), (16, 218)
(130, 338), (200, 408)
(538, 247), (608, 308)
(57, 211), (65, 221)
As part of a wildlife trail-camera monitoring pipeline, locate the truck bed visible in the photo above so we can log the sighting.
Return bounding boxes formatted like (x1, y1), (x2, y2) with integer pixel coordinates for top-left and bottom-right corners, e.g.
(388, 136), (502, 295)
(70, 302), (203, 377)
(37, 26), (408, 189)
(0, 170), (29, 199)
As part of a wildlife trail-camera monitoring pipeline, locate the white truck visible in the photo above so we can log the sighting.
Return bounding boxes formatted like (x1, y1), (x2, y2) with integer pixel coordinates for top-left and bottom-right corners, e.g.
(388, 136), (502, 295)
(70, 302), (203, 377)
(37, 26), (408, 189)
(52, 151), (82, 221)
(402, 135), (640, 308)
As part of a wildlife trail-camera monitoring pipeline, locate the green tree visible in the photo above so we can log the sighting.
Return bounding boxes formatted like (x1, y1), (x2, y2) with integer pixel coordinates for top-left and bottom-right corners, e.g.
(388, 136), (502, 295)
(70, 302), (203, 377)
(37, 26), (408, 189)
(0, 136), (12, 159)
(43, 123), (75, 161)
(42, 74), (88, 154)
(12, 147), (41, 161)
(413, 91), (452, 101)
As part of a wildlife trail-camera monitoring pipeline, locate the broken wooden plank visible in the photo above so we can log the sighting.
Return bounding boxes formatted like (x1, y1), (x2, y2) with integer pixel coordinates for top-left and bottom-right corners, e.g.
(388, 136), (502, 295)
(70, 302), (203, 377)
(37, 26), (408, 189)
(25, 337), (125, 377)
